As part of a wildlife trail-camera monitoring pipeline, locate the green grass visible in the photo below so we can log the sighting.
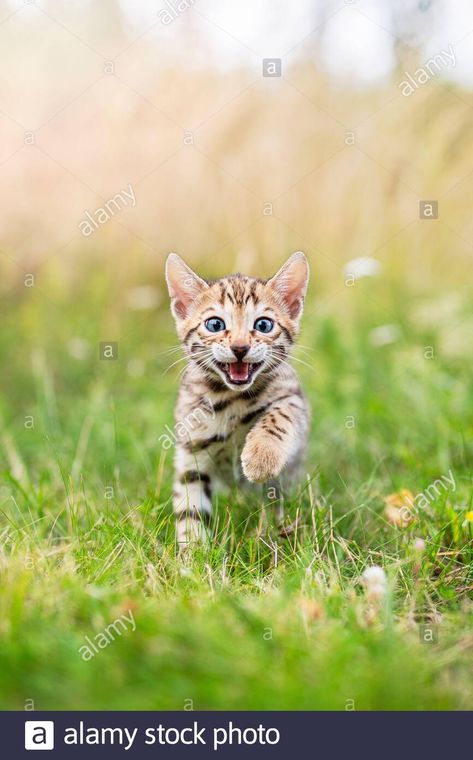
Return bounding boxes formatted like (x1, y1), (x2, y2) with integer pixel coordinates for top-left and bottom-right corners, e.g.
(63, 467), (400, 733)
(0, 269), (472, 710)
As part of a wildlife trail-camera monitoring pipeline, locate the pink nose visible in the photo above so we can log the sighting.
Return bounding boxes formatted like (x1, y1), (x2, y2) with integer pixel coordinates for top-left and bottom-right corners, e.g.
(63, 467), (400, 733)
(231, 344), (250, 361)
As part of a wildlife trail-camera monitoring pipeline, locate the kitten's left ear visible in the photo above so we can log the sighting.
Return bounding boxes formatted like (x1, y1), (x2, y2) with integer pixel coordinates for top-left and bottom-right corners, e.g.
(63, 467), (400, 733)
(165, 253), (208, 320)
(267, 251), (309, 319)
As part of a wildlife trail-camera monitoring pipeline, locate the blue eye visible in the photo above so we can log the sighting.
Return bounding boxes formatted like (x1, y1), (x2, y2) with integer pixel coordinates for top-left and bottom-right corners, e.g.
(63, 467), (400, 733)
(205, 317), (226, 333)
(254, 318), (274, 333)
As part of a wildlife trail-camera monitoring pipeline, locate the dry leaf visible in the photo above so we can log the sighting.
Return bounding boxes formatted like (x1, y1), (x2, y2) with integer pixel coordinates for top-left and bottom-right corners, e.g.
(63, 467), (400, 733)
(278, 518), (300, 538)
(384, 489), (415, 527)
(299, 596), (324, 622)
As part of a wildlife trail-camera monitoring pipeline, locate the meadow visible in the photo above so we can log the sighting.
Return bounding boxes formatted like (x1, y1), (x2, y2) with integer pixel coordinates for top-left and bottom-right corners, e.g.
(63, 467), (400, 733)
(1, 235), (472, 709)
(1, 1), (473, 710)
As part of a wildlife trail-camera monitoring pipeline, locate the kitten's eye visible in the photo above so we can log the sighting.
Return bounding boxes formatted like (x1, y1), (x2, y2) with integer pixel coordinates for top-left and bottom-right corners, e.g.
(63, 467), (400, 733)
(254, 317), (274, 334)
(205, 317), (226, 333)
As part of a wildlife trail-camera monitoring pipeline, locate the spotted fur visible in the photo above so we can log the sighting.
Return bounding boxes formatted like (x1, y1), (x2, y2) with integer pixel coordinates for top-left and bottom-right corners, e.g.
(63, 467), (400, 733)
(165, 251), (310, 545)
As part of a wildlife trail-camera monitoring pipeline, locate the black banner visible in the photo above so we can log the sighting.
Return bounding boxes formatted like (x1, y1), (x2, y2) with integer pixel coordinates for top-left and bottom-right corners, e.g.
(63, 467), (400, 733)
(3, 711), (471, 759)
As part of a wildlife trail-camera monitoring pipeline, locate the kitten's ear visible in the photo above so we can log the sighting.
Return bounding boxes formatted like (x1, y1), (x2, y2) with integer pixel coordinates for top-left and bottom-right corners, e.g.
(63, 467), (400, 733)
(165, 253), (208, 320)
(267, 251), (309, 319)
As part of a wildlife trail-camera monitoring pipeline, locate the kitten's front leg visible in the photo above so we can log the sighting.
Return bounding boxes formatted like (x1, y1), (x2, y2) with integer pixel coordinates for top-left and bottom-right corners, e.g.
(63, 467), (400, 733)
(241, 395), (308, 484)
(173, 448), (213, 547)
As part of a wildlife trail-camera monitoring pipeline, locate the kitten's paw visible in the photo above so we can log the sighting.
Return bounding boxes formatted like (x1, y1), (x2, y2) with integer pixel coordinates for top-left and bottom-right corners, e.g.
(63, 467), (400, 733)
(176, 515), (210, 548)
(241, 436), (285, 483)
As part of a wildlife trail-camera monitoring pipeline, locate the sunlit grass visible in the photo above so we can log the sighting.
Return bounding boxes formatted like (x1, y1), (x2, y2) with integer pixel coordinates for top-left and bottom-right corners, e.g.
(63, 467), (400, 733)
(0, 263), (472, 710)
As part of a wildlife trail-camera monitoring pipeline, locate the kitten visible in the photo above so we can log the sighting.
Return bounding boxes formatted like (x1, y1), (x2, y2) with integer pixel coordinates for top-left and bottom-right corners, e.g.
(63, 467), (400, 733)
(165, 251), (310, 546)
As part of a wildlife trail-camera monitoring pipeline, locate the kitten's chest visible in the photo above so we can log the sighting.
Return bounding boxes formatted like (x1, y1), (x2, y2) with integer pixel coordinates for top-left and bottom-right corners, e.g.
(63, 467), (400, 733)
(197, 399), (255, 478)
(213, 402), (253, 451)
(211, 415), (249, 484)
(177, 390), (254, 438)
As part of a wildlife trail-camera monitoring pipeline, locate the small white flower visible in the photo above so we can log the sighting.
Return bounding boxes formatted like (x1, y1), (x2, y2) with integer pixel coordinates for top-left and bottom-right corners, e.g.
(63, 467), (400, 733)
(67, 337), (90, 360)
(362, 566), (386, 585)
(126, 286), (161, 311)
(369, 324), (401, 347)
(414, 537), (425, 552)
(361, 565), (387, 601)
(344, 256), (382, 280)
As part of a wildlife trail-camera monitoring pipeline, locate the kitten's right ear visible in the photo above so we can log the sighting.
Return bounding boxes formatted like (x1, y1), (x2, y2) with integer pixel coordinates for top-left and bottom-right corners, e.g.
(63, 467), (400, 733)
(165, 253), (208, 320)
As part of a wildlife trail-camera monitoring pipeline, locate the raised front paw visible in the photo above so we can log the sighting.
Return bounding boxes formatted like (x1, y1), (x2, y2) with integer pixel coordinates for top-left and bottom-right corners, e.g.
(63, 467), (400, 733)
(241, 435), (285, 483)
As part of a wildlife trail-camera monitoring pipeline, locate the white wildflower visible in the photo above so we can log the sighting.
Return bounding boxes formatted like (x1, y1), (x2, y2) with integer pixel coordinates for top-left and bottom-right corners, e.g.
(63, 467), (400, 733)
(414, 537), (425, 552)
(344, 256), (382, 280)
(67, 337), (90, 360)
(361, 565), (387, 601)
(369, 324), (401, 347)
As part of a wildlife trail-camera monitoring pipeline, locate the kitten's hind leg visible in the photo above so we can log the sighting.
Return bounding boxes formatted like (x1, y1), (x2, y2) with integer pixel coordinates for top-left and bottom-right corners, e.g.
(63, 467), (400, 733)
(173, 466), (213, 547)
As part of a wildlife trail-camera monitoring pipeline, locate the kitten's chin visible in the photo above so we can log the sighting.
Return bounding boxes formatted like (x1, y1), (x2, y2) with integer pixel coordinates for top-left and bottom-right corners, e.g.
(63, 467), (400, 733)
(212, 360), (264, 390)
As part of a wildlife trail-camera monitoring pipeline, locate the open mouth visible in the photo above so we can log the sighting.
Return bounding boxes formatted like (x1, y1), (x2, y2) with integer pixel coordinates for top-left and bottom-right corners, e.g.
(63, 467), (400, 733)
(215, 360), (263, 385)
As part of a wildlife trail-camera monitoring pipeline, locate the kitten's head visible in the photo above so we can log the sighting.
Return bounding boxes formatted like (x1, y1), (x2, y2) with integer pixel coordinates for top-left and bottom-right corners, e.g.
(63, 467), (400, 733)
(165, 252), (309, 390)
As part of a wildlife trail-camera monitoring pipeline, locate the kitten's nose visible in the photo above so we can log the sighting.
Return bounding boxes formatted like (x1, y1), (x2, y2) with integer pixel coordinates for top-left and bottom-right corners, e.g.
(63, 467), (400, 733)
(231, 344), (250, 361)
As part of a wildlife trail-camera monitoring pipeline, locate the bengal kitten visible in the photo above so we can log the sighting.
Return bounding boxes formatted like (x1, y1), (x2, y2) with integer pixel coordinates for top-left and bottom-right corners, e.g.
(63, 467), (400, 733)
(165, 251), (310, 546)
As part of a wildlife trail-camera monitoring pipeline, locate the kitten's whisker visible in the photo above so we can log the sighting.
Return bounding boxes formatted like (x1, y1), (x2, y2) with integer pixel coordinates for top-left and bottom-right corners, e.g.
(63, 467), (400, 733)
(293, 343), (315, 352)
(285, 355), (315, 371)
(176, 364), (191, 380)
(293, 346), (314, 358)
(162, 356), (190, 374)
(271, 346), (314, 373)
(163, 348), (211, 374)
(158, 345), (185, 356)
(279, 355), (316, 376)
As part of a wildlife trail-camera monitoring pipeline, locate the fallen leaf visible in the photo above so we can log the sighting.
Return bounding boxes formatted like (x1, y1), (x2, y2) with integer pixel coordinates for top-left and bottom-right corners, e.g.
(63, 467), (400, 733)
(384, 489), (415, 527)
(278, 518), (300, 538)
(299, 596), (324, 622)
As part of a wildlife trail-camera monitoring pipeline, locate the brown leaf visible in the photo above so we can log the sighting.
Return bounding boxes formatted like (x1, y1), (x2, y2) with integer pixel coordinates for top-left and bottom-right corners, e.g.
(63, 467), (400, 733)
(278, 518), (300, 538)
(299, 596), (324, 622)
(383, 489), (415, 527)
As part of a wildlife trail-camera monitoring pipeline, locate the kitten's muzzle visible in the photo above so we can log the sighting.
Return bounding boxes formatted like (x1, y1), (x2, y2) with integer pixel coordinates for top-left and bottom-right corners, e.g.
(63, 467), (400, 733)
(230, 344), (250, 361)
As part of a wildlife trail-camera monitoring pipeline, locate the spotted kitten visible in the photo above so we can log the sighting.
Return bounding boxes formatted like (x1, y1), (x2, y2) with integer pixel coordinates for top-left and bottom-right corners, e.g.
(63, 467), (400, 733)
(165, 251), (310, 546)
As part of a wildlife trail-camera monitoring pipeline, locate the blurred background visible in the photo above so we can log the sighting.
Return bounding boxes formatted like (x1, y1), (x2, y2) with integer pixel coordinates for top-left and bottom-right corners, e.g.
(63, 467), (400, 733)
(1, 0), (472, 279)
(1, 0), (473, 456)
